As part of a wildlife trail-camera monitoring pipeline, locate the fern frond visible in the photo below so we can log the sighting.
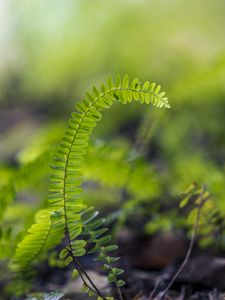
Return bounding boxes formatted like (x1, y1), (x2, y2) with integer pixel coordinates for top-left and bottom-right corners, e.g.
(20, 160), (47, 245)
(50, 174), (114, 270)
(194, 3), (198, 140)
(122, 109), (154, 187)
(12, 209), (64, 272)
(49, 74), (169, 254)
(81, 208), (125, 287)
(12, 74), (169, 295)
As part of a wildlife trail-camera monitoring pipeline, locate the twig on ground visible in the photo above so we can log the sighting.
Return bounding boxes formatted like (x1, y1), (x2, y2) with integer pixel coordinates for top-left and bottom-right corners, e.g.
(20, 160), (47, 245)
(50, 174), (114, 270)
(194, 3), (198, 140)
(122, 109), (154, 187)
(176, 286), (186, 300)
(147, 278), (161, 300)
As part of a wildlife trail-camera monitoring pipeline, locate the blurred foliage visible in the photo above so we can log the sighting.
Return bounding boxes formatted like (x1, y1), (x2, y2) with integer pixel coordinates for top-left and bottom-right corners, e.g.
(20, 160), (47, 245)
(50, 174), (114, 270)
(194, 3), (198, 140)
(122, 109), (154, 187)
(0, 0), (225, 297)
(1, 0), (225, 104)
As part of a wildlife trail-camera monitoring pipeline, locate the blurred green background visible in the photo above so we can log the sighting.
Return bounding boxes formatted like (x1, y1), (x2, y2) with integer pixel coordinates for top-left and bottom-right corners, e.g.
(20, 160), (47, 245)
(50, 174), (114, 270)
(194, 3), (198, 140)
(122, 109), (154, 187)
(0, 0), (225, 256)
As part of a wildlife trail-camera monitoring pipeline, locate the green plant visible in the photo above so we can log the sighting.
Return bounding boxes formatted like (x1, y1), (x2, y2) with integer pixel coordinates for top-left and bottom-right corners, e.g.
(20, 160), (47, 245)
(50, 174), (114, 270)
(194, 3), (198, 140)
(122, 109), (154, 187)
(10, 74), (169, 299)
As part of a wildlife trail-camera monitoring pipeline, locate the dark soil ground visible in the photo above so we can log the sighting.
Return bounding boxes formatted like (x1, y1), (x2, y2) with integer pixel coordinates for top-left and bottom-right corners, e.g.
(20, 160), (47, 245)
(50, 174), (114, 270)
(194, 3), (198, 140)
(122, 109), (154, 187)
(14, 230), (225, 300)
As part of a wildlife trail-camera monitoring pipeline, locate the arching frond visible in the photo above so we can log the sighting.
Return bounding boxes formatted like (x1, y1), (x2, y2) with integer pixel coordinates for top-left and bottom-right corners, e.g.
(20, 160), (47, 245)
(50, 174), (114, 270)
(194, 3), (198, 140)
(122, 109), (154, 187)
(12, 74), (169, 295)
(49, 74), (169, 254)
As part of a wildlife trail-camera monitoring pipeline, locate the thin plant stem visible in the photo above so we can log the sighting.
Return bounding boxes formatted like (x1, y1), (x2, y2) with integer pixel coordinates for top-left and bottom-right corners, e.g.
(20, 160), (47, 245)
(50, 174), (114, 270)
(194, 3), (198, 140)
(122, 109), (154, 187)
(156, 186), (206, 300)
(147, 278), (161, 300)
(116, 284), (123, 300)
(66, 247), (108, 300)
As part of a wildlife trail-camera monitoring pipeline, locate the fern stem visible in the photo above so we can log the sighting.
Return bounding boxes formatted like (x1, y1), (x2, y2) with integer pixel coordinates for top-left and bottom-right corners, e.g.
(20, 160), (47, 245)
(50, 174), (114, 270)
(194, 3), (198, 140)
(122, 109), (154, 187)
(116, 285), (123, 300)
(74, 256), (106, 298)
(67, 247), (107, 299)
(62, 123), (107, 298)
